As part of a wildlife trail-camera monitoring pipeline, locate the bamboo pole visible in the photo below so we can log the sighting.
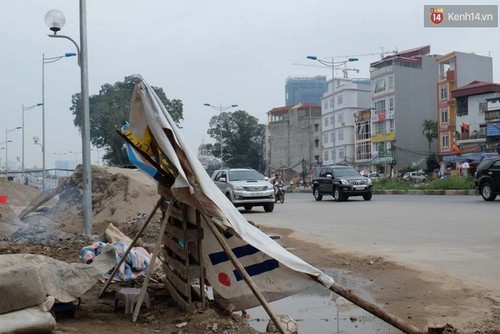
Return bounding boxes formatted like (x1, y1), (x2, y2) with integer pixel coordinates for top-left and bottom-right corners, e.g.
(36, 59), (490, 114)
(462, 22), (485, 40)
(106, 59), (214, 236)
(203, 216), (287, 334)
(132, 202), (172, 322)
(98, 198), (162, 298)
(329, 282), (425, 334)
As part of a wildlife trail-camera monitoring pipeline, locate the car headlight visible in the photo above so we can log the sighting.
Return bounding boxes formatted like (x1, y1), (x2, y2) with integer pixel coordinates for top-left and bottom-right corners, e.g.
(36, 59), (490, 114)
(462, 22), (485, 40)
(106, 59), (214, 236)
(233, 185), (243, 190)
(340, 179), (350, 185)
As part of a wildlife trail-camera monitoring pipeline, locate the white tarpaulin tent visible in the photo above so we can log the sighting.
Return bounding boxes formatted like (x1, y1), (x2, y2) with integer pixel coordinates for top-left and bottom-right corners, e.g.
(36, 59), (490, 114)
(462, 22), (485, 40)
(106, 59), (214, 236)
(119, 77), (425, 334)
(124, 77), (331, 310)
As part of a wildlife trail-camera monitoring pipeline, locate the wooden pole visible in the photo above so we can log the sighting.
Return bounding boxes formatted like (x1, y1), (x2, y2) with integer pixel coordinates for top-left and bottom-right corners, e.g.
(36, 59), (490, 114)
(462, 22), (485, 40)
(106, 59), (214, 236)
(329, 282), (425, 334)
(204, 216), (287, 334)
(132, 202), (172, 322)
(98, 198), (162, 298)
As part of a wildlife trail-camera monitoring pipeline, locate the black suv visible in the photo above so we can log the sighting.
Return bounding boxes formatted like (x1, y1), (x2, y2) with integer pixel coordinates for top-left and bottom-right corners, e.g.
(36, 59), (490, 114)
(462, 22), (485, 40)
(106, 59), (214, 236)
(474, 157), (500, 201)
(312, 165), (373, 201)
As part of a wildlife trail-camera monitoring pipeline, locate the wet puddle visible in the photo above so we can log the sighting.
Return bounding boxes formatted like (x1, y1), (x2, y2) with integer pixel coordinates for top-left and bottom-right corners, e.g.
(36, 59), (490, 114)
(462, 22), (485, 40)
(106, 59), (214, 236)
(244, 268), (402, 333)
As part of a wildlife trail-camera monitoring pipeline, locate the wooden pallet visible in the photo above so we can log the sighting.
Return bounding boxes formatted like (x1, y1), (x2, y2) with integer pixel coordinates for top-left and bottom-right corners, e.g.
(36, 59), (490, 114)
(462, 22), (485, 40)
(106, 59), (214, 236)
(161, 200), (206, 311)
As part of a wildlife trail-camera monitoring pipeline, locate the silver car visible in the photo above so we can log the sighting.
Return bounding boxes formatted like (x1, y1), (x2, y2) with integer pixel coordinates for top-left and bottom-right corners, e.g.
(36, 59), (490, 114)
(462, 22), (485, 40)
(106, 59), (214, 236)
(211, 168), (275, 212)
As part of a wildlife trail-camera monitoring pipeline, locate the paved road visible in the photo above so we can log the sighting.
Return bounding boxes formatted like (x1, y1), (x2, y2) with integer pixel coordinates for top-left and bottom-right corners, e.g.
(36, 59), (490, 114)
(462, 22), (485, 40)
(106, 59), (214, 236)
(242, 193), (500, 289)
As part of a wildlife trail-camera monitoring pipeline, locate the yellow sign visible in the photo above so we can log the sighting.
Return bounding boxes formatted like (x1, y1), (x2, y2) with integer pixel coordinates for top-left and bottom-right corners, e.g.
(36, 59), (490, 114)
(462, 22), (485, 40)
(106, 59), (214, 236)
(371, 132), (395, 143)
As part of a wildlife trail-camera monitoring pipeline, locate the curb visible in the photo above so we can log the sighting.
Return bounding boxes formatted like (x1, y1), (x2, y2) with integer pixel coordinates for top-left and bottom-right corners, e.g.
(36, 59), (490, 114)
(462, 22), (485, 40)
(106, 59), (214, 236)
(287, 189), (479, 196)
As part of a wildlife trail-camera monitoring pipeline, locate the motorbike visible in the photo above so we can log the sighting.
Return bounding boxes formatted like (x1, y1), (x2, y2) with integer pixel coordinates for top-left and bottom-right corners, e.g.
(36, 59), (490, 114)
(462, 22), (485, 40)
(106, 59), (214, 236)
(274, 182), (285, 203)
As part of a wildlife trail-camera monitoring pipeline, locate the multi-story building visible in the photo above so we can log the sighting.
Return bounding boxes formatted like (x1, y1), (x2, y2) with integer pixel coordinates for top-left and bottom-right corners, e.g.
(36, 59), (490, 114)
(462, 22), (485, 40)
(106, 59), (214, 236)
(267, 103), (322, 181)
(321, 78), (371, 165)
(285, 76), (327, 106)
(354, 108), (373, 169)
(450, 81), (500, 156)
(485, 97), (500, 153)
(436, 51), (493, 159)
(369, 45), (439, 175)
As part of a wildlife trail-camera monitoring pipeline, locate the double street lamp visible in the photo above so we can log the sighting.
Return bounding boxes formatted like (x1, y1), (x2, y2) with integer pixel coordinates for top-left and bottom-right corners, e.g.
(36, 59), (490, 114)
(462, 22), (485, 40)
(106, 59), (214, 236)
(306, 56), (359, 79)
(203, 103), (238, 167)
(5, 127), (21, 180)
(21, 103), (43, 181)
(45, 4), (92, 236)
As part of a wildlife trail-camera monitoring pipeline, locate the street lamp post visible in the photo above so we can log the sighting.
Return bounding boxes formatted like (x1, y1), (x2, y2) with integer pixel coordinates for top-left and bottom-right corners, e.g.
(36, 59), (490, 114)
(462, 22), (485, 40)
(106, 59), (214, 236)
(42, 53), (76, 191)
(5, 127), (21, 180)
(21, 103), (43, 181)
(45, 4), (92, 236)
(203, 103), (238, 167)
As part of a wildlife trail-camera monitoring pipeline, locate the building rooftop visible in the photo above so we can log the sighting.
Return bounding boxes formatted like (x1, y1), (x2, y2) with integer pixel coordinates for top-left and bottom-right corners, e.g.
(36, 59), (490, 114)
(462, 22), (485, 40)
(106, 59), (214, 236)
(268, 103), (320, 115)
(451, 81), (500, 98)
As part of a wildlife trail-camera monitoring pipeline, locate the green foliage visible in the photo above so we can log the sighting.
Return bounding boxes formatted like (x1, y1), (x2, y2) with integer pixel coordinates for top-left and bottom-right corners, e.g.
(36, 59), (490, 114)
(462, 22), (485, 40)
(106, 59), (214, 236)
(207, 110), (265, 171)
(373, 175), (475, 191)
(70, 75), (183, 166)
(422, 119), (438, 154)
(426, 176), (475, 190)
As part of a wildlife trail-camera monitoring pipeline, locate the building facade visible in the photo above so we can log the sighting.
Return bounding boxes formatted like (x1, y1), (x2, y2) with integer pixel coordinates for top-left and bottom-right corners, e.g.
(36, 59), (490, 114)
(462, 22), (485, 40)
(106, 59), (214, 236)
(285, 76), (327, 106)
(437, 51), (493, 158)
(450, 81), (500, 156)
(485, 97), (500, 153)
(267, 103), (322, 180)
(369, 45), (439, 175)
(354, 109), (373, 169)
(321, 78), (371, 165)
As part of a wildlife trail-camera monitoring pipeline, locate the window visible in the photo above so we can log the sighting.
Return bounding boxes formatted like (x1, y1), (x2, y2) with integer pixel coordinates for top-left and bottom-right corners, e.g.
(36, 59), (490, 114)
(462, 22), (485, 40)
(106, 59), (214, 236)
(374, 78), (386, 93)
(330, 132), (334, 143)
(314, 139), (319, 148)
(376, 142), (384, 152)
(440, 85), (447, 100)
(330, 115), (334, 125)
(337, 94), (343, 105)
(442, 134), (449, 148)
(374, 99), (386, 113)
(389, 98), (394, 112)
(338, 112), (344, 124)
(323, 133), (328, 144)
(479, 102), (486, 115)
(338, 129), (344, 141)
(324, 117), (329, 127)
(314, 124), (319, 132)
(324, 100), (328, 109)
(323, 150), (329, 162)
(338, 148), (345, 160)
(388, 76), (394, 90)
(440, 108), (448, 124)
(375, 121), (386, 134)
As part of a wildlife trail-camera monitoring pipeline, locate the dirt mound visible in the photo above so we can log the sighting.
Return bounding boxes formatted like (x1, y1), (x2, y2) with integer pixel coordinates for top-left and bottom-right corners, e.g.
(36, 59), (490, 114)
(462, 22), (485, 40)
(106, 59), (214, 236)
(0, 179), (42, 207)
(49, 166), (159, 234)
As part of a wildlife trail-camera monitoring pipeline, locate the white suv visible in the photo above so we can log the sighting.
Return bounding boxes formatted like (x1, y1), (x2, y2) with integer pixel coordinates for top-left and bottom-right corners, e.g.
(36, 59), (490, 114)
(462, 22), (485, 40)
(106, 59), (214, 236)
(211, 168), (275, 212)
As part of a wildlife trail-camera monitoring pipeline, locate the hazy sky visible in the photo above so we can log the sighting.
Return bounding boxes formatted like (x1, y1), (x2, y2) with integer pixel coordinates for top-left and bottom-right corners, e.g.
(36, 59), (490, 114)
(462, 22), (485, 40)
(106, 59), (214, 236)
(1, 0), (499, 169)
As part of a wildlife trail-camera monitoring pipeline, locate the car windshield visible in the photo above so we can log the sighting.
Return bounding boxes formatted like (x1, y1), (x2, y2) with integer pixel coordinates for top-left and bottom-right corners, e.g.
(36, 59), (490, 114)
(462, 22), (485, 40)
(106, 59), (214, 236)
(228, 170), (264, 181)
(334, 168), (361, 177)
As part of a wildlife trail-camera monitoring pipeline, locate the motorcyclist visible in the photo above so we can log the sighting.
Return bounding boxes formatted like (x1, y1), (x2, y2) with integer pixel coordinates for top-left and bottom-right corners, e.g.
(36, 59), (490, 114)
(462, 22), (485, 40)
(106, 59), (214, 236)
(270, 174), (285, 202)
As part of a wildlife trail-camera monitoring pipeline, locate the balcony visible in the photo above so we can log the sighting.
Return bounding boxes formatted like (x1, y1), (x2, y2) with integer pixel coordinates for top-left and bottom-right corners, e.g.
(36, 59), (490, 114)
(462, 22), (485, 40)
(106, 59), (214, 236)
(485, 110), (500, 121)
(446, 70), (455, 81)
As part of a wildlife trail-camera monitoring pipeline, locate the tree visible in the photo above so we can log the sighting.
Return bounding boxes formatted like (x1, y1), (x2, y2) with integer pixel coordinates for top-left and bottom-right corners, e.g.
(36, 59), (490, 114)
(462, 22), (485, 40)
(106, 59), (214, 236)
(71, 75), (183, 166)
(422, 120), (438, 155)
(207, 110), (266, 171)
